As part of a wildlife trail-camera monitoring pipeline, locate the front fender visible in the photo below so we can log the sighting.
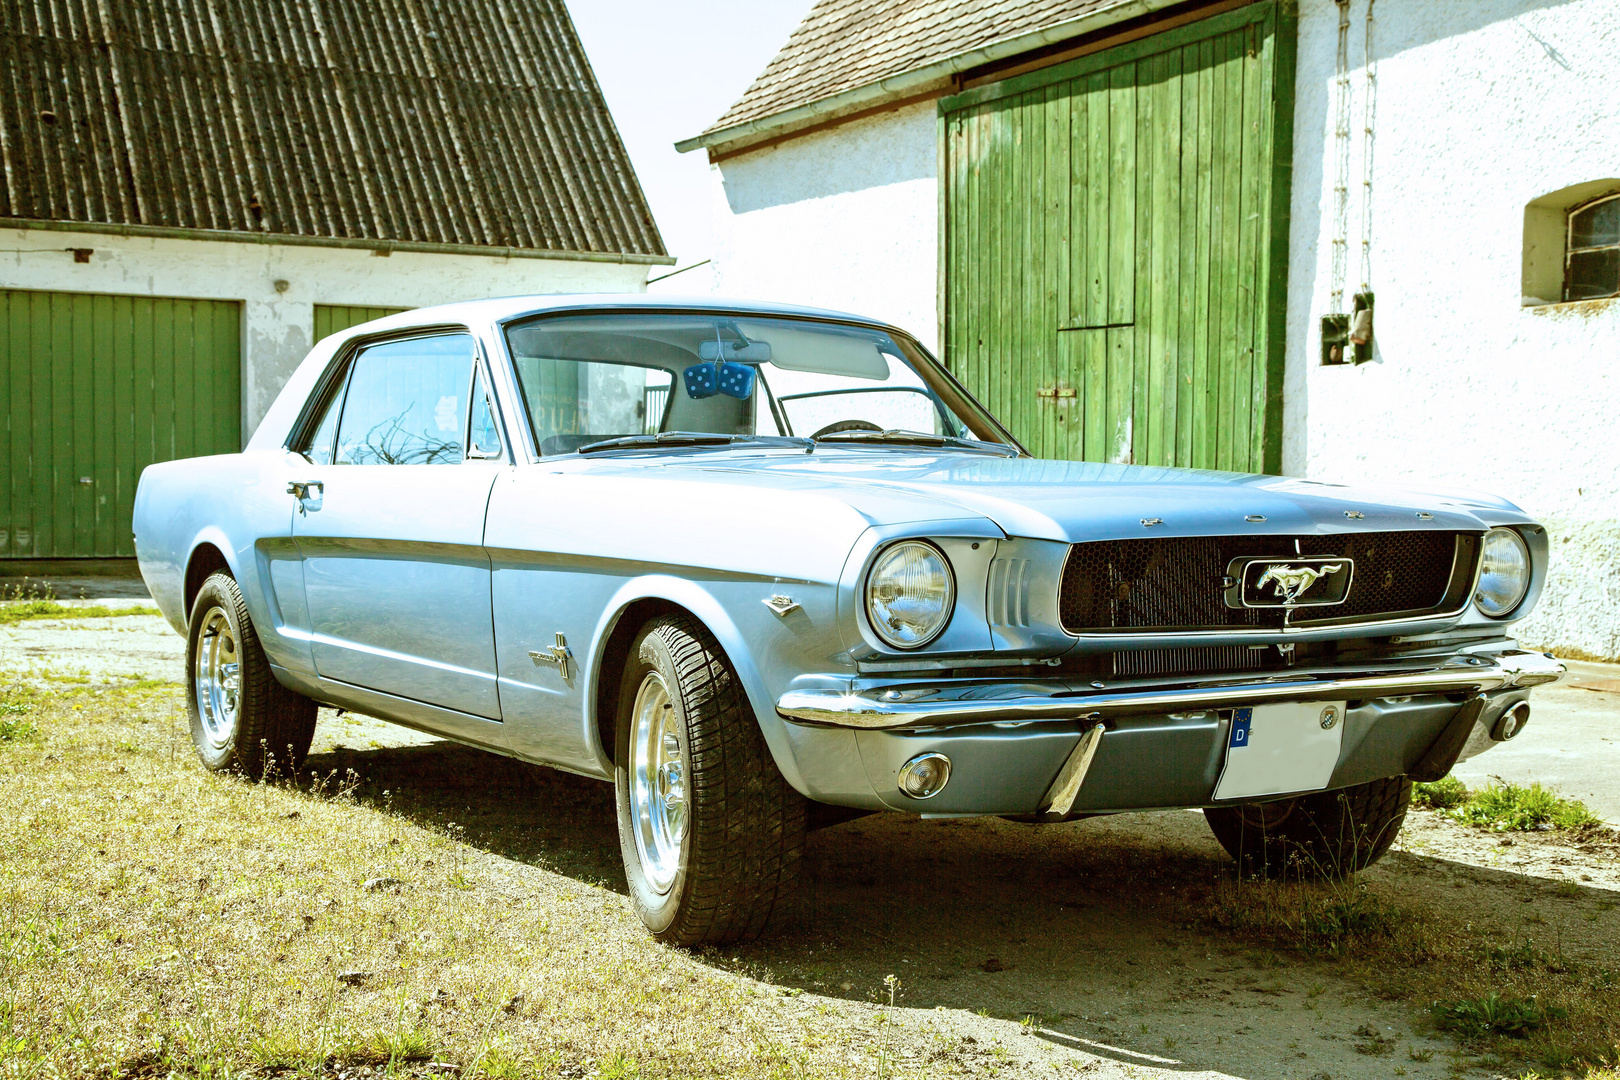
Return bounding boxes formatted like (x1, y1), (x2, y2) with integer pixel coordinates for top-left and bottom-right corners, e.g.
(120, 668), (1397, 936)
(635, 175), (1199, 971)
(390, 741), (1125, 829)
(587, 574), (818, 794)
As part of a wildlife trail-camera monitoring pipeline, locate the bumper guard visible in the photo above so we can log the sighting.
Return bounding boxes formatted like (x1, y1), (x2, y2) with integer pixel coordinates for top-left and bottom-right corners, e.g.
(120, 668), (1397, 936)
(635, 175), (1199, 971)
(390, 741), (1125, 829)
(777, 650), (1565, 731)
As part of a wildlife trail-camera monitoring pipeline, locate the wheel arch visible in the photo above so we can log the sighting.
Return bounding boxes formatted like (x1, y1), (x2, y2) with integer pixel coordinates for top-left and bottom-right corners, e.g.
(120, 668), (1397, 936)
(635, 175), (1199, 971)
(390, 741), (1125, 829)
(183, 532), (238, 626)
(586, 576), (809, 794)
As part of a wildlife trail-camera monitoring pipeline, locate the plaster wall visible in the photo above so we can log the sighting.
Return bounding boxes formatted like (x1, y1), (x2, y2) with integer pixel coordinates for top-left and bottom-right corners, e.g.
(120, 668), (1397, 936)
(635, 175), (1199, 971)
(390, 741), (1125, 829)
(704, 102), (941, 351)
(1, 228), (650, 438)
(1285, 0), (1620, 659)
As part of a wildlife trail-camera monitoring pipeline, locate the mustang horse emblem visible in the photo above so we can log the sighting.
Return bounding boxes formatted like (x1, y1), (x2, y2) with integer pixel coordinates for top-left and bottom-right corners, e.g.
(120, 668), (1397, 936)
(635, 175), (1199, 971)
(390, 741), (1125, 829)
(1255, 563), (1345, 605)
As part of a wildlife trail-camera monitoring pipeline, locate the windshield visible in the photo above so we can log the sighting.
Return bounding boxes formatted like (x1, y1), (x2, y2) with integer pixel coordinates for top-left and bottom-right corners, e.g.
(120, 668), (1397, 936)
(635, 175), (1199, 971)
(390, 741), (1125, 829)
(501, 312), (1014, 455)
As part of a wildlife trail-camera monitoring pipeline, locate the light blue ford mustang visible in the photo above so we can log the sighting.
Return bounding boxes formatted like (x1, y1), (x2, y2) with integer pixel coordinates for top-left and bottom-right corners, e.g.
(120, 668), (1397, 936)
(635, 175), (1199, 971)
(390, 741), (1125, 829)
(134, 295), (1563, 945)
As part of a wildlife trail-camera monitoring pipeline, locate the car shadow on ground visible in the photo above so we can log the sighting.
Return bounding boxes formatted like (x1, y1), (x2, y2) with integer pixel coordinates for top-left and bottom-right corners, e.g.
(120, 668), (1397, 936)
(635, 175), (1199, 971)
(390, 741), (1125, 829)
(299, 736), (1620, 1080)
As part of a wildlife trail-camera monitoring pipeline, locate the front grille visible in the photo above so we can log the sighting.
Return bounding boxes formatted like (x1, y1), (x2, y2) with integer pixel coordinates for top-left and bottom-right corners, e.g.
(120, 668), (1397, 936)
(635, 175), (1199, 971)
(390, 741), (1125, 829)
(1059, 531), (1474, 634)
(1111, 645), (1269, 678)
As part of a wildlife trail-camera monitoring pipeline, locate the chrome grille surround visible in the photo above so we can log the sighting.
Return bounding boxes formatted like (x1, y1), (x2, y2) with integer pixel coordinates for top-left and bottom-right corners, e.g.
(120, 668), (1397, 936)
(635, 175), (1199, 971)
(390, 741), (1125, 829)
(1059, 531), (1480, 636)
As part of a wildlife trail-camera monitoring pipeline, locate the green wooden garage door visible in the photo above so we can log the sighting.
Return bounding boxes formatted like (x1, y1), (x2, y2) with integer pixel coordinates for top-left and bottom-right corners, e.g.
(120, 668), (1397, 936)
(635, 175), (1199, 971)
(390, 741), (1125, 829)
(313, 304), (409, 343)
(941, 2), (1295, 473)
(1, 289), (241, 559)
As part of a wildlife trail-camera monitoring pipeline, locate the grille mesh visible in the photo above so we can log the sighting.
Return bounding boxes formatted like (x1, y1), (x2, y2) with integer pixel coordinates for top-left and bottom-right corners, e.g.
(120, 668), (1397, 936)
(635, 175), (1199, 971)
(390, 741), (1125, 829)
(1060, 532), (1468, 634)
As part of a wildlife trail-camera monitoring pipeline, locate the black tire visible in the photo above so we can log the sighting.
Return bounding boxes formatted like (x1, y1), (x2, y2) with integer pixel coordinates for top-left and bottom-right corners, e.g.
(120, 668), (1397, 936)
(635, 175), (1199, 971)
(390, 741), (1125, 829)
(613, 614), (806, 946)
(186, 571), (317, 777)
(1204, 775), (1412, 878)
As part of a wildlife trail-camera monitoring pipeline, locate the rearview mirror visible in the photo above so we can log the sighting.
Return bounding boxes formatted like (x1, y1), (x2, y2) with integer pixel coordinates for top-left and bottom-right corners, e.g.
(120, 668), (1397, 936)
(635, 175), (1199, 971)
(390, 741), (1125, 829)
(699, 339), (772, 363)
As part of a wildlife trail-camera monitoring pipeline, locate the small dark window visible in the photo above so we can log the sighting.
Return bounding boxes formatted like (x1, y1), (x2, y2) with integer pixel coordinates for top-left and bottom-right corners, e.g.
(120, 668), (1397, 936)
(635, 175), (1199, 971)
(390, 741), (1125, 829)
(1566, 194), (1620, 301)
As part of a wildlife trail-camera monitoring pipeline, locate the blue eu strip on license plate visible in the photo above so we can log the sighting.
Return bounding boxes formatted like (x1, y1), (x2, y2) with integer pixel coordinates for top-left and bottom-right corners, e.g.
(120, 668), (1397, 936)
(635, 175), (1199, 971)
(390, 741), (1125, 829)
(1229, 707), (1253, 748)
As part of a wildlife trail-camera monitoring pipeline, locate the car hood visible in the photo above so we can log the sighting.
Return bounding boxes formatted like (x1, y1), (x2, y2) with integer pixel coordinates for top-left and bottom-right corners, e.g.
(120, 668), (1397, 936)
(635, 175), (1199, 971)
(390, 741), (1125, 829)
(672, 451), (1520, 541)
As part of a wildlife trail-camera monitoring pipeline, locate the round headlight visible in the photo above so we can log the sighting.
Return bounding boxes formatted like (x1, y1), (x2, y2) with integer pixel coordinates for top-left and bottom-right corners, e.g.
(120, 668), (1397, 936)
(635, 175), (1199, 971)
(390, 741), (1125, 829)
(1475, 527), (1531, 617)
(866, 541), (955, 649)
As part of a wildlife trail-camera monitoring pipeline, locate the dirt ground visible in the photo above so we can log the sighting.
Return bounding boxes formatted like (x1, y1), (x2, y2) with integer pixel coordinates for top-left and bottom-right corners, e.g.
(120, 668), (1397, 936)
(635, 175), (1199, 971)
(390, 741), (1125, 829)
(3, 591), (1619, 1079)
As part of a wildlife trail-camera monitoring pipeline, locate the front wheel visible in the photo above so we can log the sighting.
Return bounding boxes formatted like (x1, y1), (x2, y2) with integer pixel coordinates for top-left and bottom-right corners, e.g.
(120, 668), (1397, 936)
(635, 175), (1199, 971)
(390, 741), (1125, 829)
(613, 615), (806, 945)
(1204, 775), (1412, 878)
(186, 572), (316, 777)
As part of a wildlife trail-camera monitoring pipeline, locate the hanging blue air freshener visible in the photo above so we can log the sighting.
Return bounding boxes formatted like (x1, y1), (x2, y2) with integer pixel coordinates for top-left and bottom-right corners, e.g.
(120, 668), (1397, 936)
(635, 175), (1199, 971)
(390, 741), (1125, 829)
(682, 363), (718, 399)
(716, 362), (755, 400)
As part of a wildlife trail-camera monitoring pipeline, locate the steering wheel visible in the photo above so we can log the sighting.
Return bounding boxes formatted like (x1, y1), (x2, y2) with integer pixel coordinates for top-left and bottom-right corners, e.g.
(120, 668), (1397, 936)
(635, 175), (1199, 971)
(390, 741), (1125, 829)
(810, 419), (884, 439)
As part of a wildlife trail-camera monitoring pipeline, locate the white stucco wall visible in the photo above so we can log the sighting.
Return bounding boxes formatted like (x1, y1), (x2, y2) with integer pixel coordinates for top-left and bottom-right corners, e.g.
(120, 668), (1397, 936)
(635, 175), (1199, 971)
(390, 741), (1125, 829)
(704, 102), (941, 350)
(1285, 0), (1619, 659)
(1, 228), (650, 437)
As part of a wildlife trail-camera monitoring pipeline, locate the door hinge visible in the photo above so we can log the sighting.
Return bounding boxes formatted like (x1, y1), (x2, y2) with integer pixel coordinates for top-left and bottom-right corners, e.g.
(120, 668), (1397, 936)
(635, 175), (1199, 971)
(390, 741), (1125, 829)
(1036, 386), (1076, 400)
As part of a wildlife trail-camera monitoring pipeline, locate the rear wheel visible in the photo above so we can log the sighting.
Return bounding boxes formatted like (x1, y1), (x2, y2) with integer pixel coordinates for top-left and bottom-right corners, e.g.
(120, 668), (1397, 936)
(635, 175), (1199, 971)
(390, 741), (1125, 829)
(186, 572), (316, 777)
(1204, 775), (1412, 878)
(613, 615), (806, 945)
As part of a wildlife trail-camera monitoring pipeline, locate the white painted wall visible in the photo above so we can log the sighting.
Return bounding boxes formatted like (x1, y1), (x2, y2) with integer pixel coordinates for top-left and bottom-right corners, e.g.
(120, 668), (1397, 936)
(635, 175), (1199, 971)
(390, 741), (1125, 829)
(700, 102), (941, 350)
(1, 227), (650, 438)
(1284, 0), (1620, 659)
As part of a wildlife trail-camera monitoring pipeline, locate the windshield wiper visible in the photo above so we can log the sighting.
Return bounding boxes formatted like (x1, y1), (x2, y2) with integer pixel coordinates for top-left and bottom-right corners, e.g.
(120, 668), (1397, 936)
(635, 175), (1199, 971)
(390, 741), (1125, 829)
(576, 432), (810, 454)
(811, 429), (1019, 455)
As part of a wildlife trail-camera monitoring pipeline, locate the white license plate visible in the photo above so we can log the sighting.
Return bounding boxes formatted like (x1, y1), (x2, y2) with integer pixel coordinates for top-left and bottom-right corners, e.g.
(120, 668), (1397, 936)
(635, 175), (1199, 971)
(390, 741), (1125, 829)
(1212, 700), (1347, 802)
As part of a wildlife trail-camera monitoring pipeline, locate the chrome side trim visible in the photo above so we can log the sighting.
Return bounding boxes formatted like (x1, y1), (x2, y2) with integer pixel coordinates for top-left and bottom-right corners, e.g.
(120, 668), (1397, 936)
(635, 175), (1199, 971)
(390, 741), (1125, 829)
(776, 651), (1565, 730)
(1040, 722), (1106, 816)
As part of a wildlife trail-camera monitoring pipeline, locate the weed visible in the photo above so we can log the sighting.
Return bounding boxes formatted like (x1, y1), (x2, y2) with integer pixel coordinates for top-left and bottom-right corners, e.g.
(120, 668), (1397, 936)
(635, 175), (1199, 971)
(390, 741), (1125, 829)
(1431, 992), (1566, 1038)
(1414, 775), (1470, 810)
(1449, 782), (1602, 832)
(1487, 940), (1544, 972)
(1409, 1046), (1435, 1062)
(0, 579), (160, 625)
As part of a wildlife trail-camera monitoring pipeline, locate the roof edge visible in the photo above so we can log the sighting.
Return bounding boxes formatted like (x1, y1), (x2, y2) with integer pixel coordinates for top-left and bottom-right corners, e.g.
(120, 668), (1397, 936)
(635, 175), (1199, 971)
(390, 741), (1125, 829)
(0, 218), (677, 266)
(674, 0), (1177, 156)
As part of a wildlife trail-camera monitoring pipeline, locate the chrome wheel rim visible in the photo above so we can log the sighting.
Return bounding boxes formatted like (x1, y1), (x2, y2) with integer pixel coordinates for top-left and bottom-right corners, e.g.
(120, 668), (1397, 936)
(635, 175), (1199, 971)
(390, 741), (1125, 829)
(629, 672), (686, 895)
(194, 605), (242, 750)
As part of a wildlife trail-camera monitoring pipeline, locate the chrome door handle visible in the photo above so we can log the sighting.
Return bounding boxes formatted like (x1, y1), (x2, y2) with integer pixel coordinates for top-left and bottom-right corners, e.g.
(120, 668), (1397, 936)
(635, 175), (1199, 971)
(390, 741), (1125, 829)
(286, 481), (323, 498)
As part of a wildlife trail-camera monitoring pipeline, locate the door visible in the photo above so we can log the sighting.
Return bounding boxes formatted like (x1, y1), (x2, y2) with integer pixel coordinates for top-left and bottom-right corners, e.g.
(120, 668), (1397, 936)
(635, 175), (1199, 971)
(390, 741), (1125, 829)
(313, 304), (410, 344)
(1, 288), (240, 558)
(289, 331), (506, 721)
(941, 2), (1293, 473)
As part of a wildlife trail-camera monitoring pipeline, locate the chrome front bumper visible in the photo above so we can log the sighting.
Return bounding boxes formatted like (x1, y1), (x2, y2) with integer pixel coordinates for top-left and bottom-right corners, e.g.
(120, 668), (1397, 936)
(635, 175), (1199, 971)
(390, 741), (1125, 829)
(776, 650), (1566, 731)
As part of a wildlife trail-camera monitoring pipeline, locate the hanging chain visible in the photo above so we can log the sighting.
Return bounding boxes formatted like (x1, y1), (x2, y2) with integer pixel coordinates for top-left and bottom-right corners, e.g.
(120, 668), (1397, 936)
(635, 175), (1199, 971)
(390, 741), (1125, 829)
(1358, 0), (1377, 292)
(1330, 0), (1353, 314)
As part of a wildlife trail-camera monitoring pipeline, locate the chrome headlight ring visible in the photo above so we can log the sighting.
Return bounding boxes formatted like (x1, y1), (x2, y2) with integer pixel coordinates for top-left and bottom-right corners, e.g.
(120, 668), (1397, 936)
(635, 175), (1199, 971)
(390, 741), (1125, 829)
(865, 540), (956, 650)
(1475, 527), (1532, 618)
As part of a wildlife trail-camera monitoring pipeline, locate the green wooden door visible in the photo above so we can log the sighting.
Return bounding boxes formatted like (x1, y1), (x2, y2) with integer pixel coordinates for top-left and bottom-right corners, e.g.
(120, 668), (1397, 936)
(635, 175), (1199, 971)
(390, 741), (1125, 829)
(941, 2), (1294, 472)
(1, 289), (241, 559)
(313, 304), (410, 343)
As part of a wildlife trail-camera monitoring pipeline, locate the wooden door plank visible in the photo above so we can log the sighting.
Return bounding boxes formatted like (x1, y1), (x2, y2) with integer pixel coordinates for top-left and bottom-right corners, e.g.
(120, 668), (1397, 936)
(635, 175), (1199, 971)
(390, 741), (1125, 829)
(1175, 39), (1202, 467)
(1191, 36), (1217, 469)
(111, 295), (136, 559)
(1231, 21), (1265, 473)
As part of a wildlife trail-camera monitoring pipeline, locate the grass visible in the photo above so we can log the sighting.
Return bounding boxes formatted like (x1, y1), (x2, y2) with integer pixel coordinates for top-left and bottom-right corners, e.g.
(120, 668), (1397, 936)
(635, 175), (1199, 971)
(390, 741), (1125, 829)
(1415, 774), (1603, 832)
(0, 580), (159, 625)
(0, 682), (890, 1079)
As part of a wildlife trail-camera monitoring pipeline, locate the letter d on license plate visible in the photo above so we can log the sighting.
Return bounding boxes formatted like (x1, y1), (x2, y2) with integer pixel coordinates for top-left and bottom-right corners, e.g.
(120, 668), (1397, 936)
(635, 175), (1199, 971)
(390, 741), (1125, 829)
(1213, 701), (1346, 802)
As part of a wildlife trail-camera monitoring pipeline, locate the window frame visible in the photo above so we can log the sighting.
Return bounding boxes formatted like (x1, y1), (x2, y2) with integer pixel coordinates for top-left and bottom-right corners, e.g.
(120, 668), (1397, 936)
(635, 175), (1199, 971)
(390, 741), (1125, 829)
(1564, 192), (1620, 302)
(286, 324), (513, 467)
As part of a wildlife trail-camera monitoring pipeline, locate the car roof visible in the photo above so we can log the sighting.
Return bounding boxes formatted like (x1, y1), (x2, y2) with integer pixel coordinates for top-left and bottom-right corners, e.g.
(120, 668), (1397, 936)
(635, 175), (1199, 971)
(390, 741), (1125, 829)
(344, 293), (894, 339)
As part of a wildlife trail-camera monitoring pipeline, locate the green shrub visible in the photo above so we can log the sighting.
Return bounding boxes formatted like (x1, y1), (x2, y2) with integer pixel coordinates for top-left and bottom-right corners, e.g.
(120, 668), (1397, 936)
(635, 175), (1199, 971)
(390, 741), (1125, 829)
(1413, 775), (1469, 810)
(1450, 782), (1601, 832)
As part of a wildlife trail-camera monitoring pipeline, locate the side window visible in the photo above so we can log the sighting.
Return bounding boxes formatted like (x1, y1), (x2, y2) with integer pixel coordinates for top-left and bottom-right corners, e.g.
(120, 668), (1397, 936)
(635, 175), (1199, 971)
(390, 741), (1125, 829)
(334, 334), (475, 465)
(468, 368), (502, 458)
